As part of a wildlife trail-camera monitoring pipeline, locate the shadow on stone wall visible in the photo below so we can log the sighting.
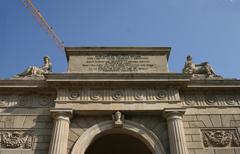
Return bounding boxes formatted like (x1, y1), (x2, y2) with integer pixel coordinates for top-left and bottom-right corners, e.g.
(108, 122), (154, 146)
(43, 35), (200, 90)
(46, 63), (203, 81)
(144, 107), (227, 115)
(0, 93), (55, 154)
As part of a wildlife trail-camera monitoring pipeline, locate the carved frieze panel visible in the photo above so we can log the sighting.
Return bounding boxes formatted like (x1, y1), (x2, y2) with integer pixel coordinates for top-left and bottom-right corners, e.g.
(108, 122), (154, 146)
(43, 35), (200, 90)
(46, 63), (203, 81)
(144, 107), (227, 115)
(0, 130), (33, 149)
(56, 88), (180, 103)
(0, 95), (54, 108)
(201, 129), (240, 147)
(183, 94), (240, 107)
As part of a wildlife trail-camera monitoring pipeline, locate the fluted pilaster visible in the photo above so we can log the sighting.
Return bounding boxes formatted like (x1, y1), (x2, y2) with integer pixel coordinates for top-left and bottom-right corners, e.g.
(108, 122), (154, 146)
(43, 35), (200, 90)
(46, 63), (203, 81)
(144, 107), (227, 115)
(48, 109), (72, 154)
(164, 109), (188, 154)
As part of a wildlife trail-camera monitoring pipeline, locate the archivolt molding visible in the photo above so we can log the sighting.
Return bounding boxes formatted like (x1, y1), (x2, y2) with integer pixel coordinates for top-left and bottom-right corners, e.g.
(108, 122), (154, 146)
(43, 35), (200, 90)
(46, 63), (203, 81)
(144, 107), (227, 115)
(71, 120), (166, 154)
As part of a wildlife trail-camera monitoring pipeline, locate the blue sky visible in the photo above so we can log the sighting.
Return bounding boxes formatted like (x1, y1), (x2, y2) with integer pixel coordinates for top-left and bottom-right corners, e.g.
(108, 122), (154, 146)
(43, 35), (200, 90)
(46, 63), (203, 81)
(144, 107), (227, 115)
(1, 0), (240, 78)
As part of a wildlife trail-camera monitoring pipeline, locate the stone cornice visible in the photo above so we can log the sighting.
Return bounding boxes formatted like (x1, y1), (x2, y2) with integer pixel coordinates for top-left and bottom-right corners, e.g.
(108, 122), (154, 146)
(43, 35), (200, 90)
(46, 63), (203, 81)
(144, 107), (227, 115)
(186, 79), (240, 90)
(65, 46), (171, 61)
(1, 75), (240, 91)
(0, 79), (54, 94)
(0, 79), (47, 88)
(45, 73), (191, 87)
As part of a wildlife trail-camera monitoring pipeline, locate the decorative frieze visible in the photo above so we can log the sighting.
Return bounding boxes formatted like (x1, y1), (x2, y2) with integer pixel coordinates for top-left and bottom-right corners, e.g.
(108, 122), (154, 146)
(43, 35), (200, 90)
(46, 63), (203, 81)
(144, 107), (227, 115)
(56, 88), (180, 103)
(0, 131), (33, 149)
(201, 129), (240, 147)
(183, 95), (240, 107)
(0, 95), (54, 107)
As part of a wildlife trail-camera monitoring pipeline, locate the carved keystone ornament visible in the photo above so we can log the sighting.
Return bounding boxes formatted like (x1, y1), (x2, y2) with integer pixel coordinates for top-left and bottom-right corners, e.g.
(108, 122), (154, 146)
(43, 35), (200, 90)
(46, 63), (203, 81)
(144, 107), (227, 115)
(112, 111), (124, 128)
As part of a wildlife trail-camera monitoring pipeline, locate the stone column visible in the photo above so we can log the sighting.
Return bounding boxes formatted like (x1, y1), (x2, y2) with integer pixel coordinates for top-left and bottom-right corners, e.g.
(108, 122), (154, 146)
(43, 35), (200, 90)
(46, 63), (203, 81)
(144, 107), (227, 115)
(48, 109), (72, 154)
(164, 109), (188, 154)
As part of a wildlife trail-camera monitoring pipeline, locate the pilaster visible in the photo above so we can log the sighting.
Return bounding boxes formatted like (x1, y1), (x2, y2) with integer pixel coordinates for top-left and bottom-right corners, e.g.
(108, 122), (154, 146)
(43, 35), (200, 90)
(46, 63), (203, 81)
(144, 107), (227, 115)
(48, 108), (72, 154)
(164, 108), (188, 154)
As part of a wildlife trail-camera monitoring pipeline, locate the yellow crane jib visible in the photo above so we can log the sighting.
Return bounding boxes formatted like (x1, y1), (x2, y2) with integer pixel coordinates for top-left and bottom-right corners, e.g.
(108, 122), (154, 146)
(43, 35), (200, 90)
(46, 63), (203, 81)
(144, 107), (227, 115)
(21, 0), (64, 51)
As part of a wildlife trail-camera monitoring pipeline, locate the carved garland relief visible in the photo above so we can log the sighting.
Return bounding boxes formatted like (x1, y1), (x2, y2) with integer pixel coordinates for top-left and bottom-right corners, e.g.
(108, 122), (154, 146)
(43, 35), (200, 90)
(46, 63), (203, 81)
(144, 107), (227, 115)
(0, 131), (33, 149)
(57, 88), (179, 103)
(183, 95), (240, 106)
(201, 129), (240, 147)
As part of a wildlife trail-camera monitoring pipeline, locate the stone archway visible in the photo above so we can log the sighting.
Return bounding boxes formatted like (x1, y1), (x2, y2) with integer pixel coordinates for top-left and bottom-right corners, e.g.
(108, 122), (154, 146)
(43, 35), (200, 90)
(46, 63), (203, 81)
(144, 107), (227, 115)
(71, 120), (166, 154)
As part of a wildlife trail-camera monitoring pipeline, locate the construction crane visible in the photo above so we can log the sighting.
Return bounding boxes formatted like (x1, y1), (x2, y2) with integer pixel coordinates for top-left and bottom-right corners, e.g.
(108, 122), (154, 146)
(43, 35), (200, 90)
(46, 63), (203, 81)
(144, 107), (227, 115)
(21, 0), (64, 51)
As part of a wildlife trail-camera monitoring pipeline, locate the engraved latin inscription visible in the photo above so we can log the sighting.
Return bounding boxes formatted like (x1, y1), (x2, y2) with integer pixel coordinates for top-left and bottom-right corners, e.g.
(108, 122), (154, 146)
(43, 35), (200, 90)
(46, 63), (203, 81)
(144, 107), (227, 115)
(81, 55), (159, 72)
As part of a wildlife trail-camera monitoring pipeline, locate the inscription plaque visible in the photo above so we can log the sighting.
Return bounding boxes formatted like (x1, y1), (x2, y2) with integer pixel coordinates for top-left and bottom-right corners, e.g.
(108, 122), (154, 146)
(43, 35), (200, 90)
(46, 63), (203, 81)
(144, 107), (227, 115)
(66, 47), (170, 73)
(71, 55), (167, 73)
(81, 55), (159, 73)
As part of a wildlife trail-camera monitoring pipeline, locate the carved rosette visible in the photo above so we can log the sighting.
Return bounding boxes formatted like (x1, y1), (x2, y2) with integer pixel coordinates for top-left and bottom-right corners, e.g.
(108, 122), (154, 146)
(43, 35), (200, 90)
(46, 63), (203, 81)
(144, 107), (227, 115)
(112, 90), (124, 101)
(205, 96), (217, 105)
(134, 90), (145, 101)
(184, 96), (195, 105)
(0, 96), (9, 107)
(68, 91), (80, 100)
(19, 96), (29, 107)
(225, 96), (238, 105)
(0, 131), (33, 149)
(39, 96), (52, 106)
(202, 129), (240, 147)
(90, 90), (103, 101)
(155, 90), (167, 100)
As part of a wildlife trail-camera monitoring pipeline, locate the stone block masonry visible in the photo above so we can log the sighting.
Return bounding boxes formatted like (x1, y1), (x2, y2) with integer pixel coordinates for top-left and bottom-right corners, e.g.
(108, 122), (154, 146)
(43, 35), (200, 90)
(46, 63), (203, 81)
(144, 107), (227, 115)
(183, 110), (240, 154)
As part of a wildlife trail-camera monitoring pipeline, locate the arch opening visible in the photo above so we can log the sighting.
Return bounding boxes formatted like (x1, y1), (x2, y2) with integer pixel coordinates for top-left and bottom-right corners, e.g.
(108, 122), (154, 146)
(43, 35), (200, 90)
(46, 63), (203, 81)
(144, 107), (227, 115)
(85, 133), (152, 154)
(71, 120), (166, 154)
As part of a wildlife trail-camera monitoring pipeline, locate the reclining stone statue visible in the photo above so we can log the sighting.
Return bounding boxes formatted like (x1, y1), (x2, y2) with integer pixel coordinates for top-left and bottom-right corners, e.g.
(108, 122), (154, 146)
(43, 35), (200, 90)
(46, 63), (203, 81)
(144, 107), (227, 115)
(182, 55), (221, 78)
(16, 56), (52, 77)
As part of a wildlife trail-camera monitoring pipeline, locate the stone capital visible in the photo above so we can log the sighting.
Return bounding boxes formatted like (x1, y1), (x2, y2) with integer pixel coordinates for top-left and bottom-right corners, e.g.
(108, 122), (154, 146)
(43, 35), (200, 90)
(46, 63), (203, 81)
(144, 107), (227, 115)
(163, 108), (186, 120)
(50, 108), (73, 122)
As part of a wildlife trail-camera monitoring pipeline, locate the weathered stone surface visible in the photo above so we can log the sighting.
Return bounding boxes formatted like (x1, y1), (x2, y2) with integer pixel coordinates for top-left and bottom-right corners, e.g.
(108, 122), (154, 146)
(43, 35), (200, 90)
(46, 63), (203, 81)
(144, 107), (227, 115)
(210, 115), (222, 127)
(197, 115), (213, 127)
(192, 134), (201, 142)
(221, 115), (234, 127)
(214, 149), (235, 154)
(189, 121), (205, 128)
(186, 141), (202, 149)
(195, 149), (215, 154)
